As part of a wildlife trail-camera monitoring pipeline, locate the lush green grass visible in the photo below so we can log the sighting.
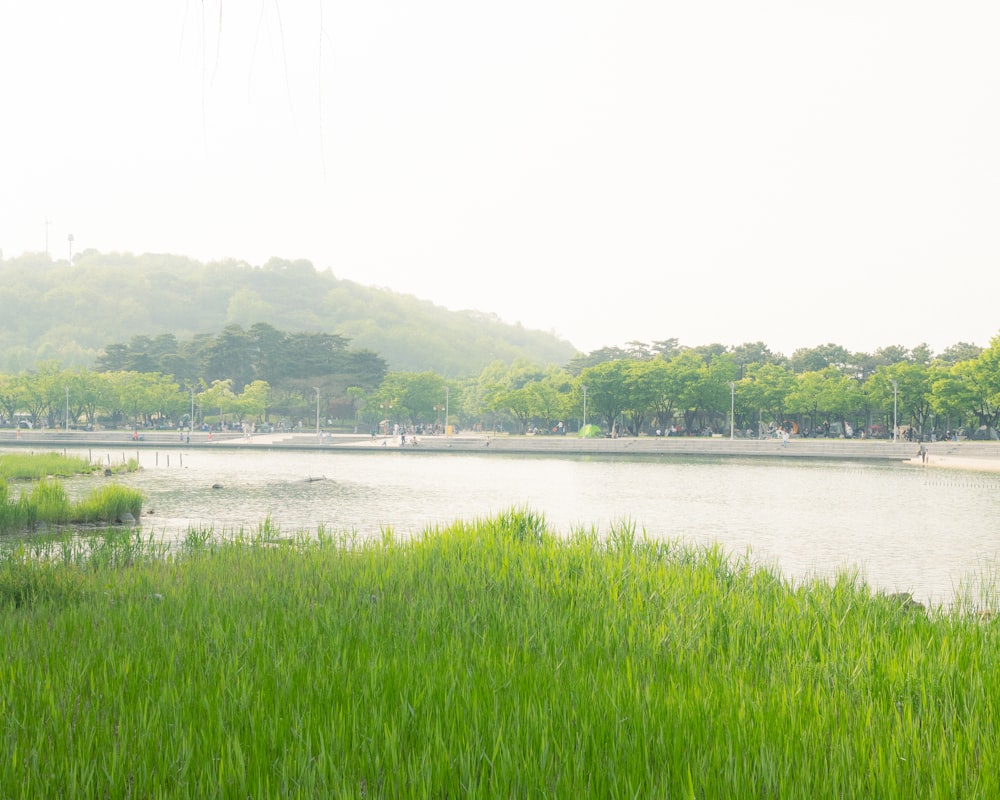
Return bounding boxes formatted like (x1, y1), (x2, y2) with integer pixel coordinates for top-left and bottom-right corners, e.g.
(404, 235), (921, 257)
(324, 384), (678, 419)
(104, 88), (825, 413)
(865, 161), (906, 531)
(0, 452), (98, 479)
(0, 478), (144, 533)
(0, 451), (140, 480)
(1, 510), (999, 798)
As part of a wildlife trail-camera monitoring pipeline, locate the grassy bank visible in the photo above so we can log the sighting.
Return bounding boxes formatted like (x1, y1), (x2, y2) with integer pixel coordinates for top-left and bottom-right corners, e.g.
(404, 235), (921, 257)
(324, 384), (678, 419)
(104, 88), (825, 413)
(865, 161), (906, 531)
(2, 511), (999, 797)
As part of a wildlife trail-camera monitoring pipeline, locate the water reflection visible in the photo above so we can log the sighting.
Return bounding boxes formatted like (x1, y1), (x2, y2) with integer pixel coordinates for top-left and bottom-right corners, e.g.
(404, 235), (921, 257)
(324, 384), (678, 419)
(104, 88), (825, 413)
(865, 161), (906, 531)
(50, 447), (1000, 606)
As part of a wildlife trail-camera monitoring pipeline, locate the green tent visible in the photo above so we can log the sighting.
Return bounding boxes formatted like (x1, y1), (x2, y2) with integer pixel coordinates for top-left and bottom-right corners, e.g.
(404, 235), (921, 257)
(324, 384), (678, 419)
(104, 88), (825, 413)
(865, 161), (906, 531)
(579, 424), (602, 438)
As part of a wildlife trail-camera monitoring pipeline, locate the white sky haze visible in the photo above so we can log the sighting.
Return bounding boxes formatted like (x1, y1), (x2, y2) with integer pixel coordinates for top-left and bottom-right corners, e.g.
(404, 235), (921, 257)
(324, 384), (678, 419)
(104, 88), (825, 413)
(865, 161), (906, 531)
(2, 1), (998, 357)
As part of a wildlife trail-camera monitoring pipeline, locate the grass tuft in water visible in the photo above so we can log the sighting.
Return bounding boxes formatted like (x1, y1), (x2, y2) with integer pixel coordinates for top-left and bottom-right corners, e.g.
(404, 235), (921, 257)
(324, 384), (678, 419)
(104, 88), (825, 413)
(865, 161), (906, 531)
(0, 479), (144, 534)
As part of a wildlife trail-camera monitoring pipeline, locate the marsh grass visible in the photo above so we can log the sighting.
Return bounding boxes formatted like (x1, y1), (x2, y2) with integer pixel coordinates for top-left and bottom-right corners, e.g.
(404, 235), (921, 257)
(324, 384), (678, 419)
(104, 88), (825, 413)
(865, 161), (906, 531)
(2, 508), (1000, 797)
(0, 478), (144, 534)
(0, 452), (97, 480)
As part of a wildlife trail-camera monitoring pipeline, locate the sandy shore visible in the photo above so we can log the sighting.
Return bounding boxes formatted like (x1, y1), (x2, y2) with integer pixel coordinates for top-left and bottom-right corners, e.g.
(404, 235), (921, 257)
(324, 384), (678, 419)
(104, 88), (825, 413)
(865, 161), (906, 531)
(905, 453), (1000, 474)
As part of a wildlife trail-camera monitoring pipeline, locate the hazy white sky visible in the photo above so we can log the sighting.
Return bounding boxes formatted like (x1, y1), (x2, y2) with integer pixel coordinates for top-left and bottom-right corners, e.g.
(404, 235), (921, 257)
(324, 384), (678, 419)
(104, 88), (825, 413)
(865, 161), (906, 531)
(2, 1), (998, 357)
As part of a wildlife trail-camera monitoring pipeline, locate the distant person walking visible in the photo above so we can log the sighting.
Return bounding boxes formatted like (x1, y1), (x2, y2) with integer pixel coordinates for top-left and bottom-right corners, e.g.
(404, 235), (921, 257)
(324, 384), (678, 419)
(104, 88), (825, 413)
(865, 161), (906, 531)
(918, 443), (928, 465)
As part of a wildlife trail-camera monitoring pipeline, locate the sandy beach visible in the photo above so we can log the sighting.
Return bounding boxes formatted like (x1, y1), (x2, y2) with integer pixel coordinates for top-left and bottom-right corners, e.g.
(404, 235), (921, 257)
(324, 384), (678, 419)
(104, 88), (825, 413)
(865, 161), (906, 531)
(905, 452), (1000, 474)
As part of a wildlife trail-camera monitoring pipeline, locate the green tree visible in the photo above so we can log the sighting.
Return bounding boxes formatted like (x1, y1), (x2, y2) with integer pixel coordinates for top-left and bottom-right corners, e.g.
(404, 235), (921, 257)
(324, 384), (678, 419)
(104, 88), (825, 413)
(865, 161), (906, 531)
(663, 351), (708, 434)
(621, 360), (664, 435)
(785, 368), (846, 433)
(931, 337), (1000, 431)
(790, 343), (852, 374)
(0, 372), (23, 423)
(730, 341), (784, 370)
(871, 362), (936, 433)
(738, 363), (796, 433)
(579, 360), (634, 435)
(205, 326), (256, 391)
(937, 342), (983, 366)
(199, 379), (238, 423)
(372, 372), (447, 427)
(235, 380), (272, 423)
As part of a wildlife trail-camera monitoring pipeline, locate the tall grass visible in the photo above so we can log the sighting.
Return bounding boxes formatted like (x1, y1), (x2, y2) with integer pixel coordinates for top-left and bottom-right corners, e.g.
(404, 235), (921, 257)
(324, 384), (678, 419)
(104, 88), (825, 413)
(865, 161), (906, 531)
(0, 478), (144, 534)
(1, 508), (1000, 797)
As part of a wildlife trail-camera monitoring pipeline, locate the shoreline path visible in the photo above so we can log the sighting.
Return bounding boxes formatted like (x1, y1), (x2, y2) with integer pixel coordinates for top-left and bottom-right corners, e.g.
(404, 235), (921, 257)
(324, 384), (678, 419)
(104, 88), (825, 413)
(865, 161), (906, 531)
(4, 431), (1000, 474)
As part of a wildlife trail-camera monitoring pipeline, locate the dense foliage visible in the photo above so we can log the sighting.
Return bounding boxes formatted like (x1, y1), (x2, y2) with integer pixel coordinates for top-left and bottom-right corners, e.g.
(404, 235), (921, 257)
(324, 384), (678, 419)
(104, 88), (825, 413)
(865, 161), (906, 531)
(2, 513), (999, 796)
(0, 251), (576, 374)
(3, 333), (1000, 437)
(406, 335), (1000, 439)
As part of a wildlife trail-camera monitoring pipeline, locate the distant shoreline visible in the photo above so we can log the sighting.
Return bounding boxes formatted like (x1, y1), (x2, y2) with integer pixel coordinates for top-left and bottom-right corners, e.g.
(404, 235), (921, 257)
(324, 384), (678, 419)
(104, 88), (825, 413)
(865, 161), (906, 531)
(4, 430), (999, 473)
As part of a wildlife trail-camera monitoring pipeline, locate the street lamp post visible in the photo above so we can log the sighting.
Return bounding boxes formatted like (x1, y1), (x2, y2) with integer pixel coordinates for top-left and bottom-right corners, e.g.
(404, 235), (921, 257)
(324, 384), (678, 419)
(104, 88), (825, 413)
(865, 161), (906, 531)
(444, 387), (450, 435)
(582, 384), (588, 430)
(65, 386), (69, 431)
(890, 379), (898, 443)
(728, 382), (735, 441)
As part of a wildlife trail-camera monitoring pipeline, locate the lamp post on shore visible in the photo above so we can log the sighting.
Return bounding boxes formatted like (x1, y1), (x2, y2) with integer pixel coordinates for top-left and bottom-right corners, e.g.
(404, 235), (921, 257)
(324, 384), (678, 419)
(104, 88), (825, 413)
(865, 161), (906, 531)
(65, 386), (69, 432)
(582, 384), (588, 430)
(890, 379), (898, 443)
(444, 387), (450, 435)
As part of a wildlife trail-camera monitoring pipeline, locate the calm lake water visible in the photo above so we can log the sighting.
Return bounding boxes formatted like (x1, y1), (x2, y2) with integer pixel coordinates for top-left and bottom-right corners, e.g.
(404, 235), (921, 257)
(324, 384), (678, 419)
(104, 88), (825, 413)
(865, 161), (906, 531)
(37, 447), (1000, 606)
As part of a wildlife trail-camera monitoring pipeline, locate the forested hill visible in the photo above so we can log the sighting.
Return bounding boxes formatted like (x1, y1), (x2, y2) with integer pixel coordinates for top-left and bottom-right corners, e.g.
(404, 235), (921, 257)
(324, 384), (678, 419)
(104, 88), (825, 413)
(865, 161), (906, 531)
(0, 251), (577, 375)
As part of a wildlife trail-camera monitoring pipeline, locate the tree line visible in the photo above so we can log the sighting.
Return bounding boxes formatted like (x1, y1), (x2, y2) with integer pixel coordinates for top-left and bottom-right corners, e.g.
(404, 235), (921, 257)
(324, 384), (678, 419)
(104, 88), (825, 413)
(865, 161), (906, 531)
(0, 323), (387, 430)
(3, 332), (999, 440)
(364, 336), (1000, 440)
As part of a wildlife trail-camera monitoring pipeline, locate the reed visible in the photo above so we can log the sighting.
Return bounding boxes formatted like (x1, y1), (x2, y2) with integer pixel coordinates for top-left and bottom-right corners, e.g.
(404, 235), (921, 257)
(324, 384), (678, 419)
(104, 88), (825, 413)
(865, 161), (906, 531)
(72, 484), (144, 524)
(0, 479), (144, 534)
(1, 508), (999, 797)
